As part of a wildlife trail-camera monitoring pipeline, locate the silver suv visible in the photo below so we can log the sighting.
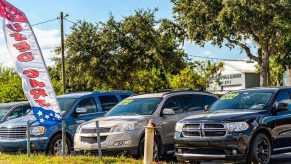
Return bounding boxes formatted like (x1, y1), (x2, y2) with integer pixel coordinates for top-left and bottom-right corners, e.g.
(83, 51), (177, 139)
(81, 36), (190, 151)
(74, 90), (217, 158)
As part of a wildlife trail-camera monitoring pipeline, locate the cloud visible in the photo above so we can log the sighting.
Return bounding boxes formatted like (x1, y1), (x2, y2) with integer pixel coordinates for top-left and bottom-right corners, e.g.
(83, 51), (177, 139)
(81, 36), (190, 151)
(0, 27), (60, 67)
(33, 28), (60, 50)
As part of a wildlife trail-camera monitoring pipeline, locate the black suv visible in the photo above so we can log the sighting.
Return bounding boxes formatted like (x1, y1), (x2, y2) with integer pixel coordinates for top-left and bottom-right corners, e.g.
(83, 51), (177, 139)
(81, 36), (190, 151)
(175, 87), (291, 164)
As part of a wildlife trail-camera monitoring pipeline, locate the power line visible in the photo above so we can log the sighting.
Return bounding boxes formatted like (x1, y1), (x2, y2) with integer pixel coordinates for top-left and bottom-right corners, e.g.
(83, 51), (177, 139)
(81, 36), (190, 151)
(64, 18), (78, 25)
(31, 18), (58, 26)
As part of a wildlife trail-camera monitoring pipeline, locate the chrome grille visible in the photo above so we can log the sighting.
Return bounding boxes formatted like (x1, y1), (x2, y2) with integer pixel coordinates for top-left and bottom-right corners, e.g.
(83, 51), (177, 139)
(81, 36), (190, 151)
(0, 127), (27, 139)
(81, 127), (111, 134)
(182, 123), (226, 138)
(81, 136), (107, 144)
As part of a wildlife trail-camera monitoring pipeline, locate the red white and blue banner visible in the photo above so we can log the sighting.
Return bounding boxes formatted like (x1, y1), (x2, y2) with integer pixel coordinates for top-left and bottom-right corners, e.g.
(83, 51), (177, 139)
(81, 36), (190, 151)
(0, 0), (61, 125)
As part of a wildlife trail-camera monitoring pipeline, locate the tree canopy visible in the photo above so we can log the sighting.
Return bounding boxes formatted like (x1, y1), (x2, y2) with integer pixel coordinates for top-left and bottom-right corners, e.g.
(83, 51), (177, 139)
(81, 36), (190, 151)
(173, 0), (291, 86)
(53, 10), (223, 93)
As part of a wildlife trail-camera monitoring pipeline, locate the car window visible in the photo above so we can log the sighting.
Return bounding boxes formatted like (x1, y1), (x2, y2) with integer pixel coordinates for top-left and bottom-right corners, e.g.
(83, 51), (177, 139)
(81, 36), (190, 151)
(182, 94), (217, 112)
(22, 105), (31, 115)
(106, 98), (162, 116)
(99, 95), (119, 112)
(210, 91), (274, 111)
(163, 96), (184, 114)
(181, 94), (202, 112)
(76, 98), (97, 114)
(276, 90), (290, 103)
(6, 106), (27, 120)
(202, 95), (218, 106)
(120, 94), (130, 100)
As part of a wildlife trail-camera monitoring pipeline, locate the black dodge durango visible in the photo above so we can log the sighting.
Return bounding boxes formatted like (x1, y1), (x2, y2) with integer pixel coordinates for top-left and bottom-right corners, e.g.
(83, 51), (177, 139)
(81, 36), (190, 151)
(175, 87), (291, 164)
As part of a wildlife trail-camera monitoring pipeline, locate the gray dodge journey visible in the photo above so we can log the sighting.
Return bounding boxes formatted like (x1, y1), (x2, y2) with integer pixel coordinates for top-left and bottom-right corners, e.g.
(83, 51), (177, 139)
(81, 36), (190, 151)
(74, 89), (217, 158)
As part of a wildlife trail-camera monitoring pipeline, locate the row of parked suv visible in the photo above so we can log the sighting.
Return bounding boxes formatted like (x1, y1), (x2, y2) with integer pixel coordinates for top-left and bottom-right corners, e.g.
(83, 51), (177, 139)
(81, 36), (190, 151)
(1, 87), (291, 164)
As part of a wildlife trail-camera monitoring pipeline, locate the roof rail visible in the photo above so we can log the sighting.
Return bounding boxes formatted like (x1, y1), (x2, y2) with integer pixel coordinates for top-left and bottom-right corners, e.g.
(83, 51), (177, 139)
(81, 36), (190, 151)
(162, 88), (207, 95)
(92, 90), (133, 93)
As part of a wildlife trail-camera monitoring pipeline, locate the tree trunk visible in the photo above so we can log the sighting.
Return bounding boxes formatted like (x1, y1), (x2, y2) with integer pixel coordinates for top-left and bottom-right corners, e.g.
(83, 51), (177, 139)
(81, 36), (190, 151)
(260, 53), (269, 86)
(287, 65), (291, 86)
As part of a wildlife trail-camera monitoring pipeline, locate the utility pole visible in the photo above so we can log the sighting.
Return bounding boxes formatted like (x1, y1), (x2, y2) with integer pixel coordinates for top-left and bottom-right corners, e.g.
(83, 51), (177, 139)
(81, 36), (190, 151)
(59, 12), (68, 94)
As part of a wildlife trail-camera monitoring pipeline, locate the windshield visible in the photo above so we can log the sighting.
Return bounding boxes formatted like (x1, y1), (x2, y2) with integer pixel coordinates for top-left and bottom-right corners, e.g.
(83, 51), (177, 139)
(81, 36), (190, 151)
(57, 98), (77, 112)
(106, 98), (162, 116)
(210, 91), (274, 111)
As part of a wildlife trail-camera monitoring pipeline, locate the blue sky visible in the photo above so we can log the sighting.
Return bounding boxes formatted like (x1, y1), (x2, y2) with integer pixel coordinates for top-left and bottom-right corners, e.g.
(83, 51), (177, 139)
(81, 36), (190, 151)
(0, 0), (248, 66)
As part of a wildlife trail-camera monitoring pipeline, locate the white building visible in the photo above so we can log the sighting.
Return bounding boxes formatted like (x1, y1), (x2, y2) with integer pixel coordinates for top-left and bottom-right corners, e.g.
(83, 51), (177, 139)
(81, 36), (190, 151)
(209, 60), (260, 93)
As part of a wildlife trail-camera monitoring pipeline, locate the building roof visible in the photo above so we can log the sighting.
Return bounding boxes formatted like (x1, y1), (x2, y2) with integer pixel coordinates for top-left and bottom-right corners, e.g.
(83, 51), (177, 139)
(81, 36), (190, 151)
(222, 60), (257, 74)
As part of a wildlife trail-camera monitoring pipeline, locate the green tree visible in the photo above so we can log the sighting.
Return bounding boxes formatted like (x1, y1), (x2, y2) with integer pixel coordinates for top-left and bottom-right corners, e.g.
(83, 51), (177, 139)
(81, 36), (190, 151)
(55, 10), (186, 92)
(0, 68), (25, 102)
(125, 68), (168, 93)
(173, 0), (291, 86)
(168, 60), (223, 90)
(269, 57), (285, 86)
(48, 67), (63, 95)
(0, 67), (64, 103)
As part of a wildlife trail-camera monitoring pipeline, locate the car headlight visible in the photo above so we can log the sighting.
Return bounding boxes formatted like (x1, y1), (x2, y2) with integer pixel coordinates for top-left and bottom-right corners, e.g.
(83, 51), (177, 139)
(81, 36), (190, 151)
(225, 122), (249, 132)
(30, 126), (46, 136)
(175, 122), (184, 132)
(110, 122), (136, 133)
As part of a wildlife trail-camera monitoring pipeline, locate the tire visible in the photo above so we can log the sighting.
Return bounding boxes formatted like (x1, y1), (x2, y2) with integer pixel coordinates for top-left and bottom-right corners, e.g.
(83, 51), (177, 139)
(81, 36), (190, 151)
(138, 136), (161, 160)
(47, 133), (72, 155)
(247, 133), (271, 164)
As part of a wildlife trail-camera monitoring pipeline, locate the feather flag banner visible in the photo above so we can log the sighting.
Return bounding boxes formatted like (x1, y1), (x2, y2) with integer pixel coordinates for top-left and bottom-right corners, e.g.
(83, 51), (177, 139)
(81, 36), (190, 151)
(0, 0), (61, 125)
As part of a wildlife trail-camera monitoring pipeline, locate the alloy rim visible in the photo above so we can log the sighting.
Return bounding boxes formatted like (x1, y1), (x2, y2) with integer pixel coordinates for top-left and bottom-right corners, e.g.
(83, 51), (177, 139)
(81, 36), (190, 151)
(53, 139), (68, 155)
(256, 138), (270, 163)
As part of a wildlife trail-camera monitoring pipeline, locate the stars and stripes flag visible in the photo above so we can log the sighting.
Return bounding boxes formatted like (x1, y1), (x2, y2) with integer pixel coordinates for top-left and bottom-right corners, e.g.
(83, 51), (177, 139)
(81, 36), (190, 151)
(0, 0), (62, 125)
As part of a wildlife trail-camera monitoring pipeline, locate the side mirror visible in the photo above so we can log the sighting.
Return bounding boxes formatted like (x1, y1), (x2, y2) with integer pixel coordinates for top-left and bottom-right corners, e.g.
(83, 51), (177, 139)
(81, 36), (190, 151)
(274, 102), (289, 113)
(162, 108), (176, 115)
(75, 107), (87, 114)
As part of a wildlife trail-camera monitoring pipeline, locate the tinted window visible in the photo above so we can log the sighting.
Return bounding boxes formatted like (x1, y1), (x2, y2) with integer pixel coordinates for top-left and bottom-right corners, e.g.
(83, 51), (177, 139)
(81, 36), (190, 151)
(163, 96), (184, 114)
(106, 98), (161, 116)
(22, 105), (31, 115)
(76, 98), (97, 114)
(181, 94), (217, 112)
(276, 90), (290, 102)
(120, 95), (130, 100)
(202, 95), (218, 106)
(99, 95), (119, 111)
(181, 94), (202, 111)
(57, 98), (77, 112)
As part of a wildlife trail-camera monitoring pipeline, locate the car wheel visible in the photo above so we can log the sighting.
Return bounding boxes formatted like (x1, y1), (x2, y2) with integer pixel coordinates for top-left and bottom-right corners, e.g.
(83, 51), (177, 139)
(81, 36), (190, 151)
(47, 133), (72, 155)
(248, 133), (271, 164)
(138, 137), (160, 160)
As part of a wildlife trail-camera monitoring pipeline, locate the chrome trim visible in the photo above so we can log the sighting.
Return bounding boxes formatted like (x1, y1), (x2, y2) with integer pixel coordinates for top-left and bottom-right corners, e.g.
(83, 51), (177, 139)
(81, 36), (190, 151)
(273, 146), (291, 152)
(182, 123), (227, 138)
(0, 137), (48, 142)
(175, 153), (226, 159)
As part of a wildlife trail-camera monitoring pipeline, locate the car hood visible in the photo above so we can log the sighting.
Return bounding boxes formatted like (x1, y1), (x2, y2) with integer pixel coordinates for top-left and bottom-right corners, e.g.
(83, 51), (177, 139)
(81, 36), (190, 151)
(182, 109), (267, 123)
(84, 115), (153, 128)
(0, 114), (36, 128)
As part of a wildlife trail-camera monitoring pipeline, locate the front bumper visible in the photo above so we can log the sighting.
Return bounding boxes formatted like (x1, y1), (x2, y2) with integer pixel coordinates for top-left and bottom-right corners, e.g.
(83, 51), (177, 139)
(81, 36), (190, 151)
(74, 130), (141, 154)
(0, 137), (48, 152)
(175, 132), (250, 162)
